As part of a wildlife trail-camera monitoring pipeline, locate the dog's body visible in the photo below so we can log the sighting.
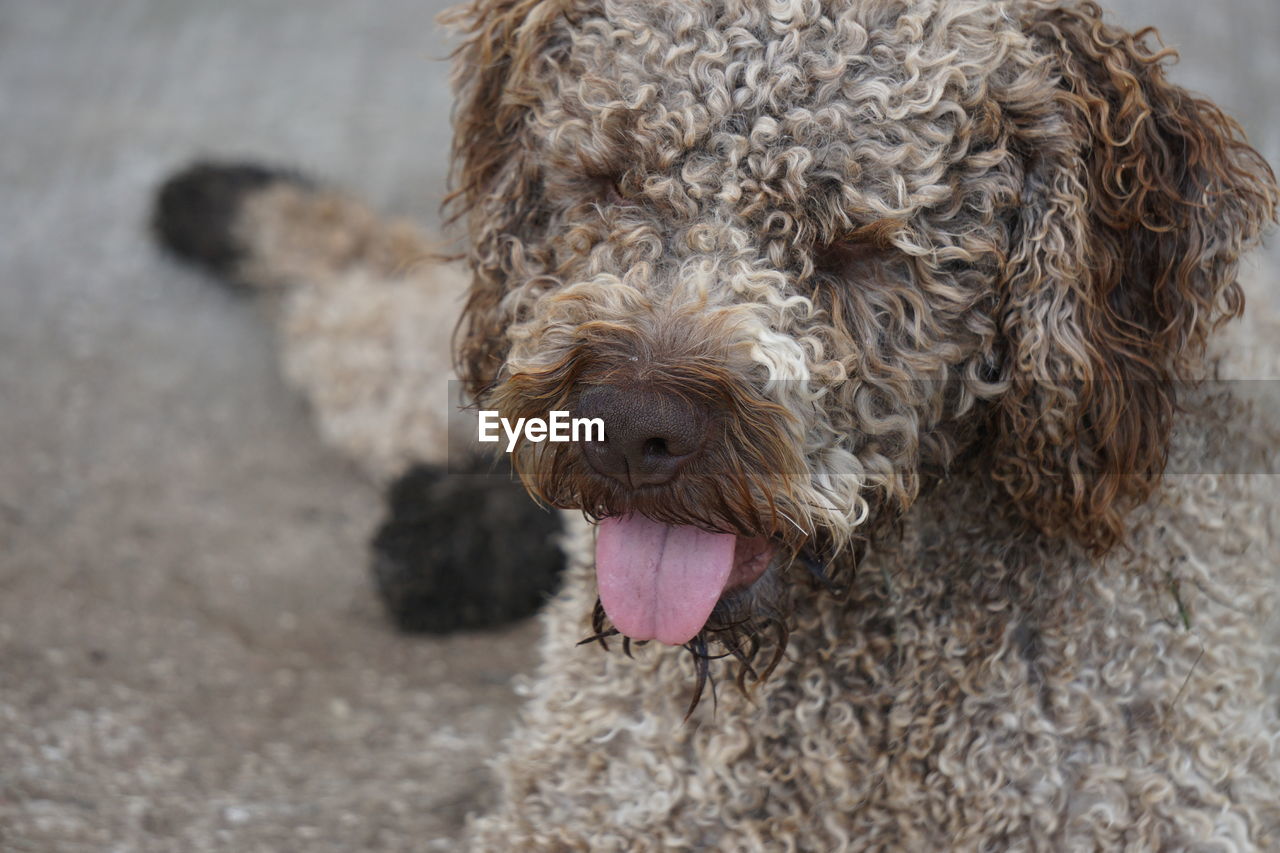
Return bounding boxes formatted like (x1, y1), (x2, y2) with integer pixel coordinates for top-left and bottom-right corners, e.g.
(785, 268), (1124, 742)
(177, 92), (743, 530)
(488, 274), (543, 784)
(473, 409), (1280, 849)
(154, 0), (1280, 848)
(442, 0), (1280, 843)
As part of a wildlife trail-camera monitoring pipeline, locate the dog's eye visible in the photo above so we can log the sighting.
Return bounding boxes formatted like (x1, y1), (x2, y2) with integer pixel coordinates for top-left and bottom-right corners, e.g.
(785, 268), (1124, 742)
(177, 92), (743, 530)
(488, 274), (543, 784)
(814, 239), (883, 273)
(601, 175), (627, 205)
(585, 171), (628, 205)
(813, 220), (901, 277)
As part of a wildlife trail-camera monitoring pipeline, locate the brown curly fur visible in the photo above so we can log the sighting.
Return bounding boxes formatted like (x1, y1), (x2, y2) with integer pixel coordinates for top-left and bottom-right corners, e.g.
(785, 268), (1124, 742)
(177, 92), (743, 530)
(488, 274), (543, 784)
(993, 5), (1273, 554)
(439, 0), (1280, 847)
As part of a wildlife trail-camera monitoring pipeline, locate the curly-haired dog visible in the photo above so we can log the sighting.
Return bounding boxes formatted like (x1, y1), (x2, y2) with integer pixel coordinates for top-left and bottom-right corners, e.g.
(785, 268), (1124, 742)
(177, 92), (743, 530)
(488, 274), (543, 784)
(451, 0), (1280, 846)
(155, 0), (1280, 848)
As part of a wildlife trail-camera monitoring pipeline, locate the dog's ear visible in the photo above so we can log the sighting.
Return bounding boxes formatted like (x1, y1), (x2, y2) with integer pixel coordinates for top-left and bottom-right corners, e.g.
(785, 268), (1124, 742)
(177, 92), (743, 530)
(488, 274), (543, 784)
(445, 0), (570, 399)
(994, 2), (1276, 554)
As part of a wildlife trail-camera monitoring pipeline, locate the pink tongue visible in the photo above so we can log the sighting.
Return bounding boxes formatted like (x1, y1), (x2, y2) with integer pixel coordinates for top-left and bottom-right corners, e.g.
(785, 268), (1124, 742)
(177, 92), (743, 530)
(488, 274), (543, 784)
(595, 514), (737, 646)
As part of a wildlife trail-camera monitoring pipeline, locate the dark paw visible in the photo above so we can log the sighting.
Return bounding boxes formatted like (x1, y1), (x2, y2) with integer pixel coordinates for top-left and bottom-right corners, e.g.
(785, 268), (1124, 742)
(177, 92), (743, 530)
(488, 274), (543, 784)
(370, 458), (564, 633)
(151, 161), (306, 279)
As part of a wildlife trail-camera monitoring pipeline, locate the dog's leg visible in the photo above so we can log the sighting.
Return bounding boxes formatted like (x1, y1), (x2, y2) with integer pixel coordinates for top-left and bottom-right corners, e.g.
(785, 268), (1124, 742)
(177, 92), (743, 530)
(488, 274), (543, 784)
(151, 162), (564, 632)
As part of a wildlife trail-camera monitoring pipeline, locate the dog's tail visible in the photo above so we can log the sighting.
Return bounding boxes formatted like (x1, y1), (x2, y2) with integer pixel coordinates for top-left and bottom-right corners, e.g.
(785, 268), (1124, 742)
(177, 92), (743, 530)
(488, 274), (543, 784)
(151, 161), (441, 291)
(151, 162), (567, 634)
(150, 160), (470, 482)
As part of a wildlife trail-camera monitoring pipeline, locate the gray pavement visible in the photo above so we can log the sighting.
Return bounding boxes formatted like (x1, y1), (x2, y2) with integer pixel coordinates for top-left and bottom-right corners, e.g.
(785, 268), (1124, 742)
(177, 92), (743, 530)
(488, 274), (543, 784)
(0, 1), (1275, 850)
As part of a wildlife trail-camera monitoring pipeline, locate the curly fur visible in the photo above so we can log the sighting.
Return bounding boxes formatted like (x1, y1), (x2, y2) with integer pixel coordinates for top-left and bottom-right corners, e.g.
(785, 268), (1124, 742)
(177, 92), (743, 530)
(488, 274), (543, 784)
(438, 0), (1280, 847)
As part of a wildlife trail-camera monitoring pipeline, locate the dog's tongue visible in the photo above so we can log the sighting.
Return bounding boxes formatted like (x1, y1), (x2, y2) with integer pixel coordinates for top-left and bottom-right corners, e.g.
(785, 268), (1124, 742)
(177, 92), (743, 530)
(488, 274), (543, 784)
(595, 514), (737, 646)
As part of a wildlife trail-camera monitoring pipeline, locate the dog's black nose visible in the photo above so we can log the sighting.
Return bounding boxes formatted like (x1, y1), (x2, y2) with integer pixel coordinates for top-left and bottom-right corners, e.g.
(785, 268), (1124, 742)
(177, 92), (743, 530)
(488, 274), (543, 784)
(577, 385), (707, 487)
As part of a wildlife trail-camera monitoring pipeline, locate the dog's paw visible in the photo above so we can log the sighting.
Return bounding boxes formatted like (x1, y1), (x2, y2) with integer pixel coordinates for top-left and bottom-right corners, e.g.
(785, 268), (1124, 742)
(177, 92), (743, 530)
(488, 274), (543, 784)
(151, 161), (308, 280)
(370, 460), (564, 633)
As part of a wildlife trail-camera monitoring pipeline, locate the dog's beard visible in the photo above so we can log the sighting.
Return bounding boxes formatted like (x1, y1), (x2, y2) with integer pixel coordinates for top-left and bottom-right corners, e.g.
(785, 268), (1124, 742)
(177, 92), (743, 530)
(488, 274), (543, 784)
(578, 533), (870, 718)
(486, 351), (912, 714)
(519, 439), (794, 537)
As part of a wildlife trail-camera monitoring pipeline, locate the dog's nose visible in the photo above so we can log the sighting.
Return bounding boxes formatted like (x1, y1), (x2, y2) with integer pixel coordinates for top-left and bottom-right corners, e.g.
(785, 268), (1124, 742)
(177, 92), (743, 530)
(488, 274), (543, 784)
(577, 385), (707, 487)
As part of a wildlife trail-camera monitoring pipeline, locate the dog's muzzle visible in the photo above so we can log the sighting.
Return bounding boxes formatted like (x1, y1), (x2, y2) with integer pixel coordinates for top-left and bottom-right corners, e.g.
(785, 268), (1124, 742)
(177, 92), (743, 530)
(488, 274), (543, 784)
(576, 383), (708, 487)
(573, 381), (774, 645)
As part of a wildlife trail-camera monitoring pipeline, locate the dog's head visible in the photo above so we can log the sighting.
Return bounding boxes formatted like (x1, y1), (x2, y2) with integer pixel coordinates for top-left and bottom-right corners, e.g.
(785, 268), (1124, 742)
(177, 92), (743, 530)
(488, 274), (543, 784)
(447, 0), (1275, 671)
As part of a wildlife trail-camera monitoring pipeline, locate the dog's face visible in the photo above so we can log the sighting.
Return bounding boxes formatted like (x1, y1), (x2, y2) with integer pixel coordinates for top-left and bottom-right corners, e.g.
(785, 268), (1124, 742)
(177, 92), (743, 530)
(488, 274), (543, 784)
(449, 0), (1274, 664)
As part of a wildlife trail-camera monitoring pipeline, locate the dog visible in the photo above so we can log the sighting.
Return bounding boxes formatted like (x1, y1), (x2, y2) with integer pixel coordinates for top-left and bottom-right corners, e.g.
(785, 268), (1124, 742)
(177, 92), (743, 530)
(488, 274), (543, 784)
(155, 0), (1280, 848)
(450, 0), (1280, 847)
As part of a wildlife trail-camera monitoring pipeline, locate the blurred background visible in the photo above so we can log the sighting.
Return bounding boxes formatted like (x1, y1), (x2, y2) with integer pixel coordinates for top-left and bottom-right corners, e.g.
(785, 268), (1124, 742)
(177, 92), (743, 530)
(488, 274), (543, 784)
(0, 1), (1275, 850)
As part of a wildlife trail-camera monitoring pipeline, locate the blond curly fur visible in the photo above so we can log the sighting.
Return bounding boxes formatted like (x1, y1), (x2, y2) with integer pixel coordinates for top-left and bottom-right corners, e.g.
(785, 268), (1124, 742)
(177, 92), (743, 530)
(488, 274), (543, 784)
(191, 0), (1280, 848)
